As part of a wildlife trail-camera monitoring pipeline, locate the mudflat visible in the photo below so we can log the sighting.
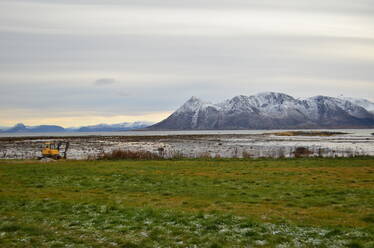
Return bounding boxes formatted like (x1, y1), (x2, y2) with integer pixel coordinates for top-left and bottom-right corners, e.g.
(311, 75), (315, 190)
(1, 132), (373, 159)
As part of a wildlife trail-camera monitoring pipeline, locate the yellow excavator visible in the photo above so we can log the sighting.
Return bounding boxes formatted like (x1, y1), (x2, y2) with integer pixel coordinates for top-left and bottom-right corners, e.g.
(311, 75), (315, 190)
(39, 141), (69, 160)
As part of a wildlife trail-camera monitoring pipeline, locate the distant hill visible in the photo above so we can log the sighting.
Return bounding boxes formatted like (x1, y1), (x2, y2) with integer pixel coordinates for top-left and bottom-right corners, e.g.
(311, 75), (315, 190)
(0, 122), (152, 133)
(0, 123), (66, 133)
(75, 122), (152, 132)
(149, 92), (374, 130)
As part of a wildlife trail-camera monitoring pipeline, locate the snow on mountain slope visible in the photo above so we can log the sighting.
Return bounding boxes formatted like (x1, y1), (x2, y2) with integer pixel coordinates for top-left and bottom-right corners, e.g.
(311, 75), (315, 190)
(77, 121), (153, 132)
(341, 97), (374, 112)
(150, 92), (374, 130)
(305, 96), (373, 120)
(176, 96), (220, 113)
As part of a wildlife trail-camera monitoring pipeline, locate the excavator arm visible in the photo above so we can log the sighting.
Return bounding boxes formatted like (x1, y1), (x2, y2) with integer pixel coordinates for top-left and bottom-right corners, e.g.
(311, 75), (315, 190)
(63, 142), (69, 159)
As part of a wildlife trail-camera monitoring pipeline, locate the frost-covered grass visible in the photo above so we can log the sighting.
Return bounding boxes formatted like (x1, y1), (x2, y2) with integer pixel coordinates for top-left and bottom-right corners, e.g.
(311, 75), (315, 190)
(0, 157), (373, 247)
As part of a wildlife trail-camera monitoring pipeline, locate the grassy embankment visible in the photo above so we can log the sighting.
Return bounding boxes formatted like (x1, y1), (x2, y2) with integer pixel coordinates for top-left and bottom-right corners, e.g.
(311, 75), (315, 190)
(0, 158), (373, 247)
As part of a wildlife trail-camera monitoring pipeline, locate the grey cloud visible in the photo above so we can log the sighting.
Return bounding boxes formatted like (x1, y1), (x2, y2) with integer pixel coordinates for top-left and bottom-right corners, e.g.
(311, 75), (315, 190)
(94, 78), (117, 86)
(117, 91), (131, 97)
(11, 0), (374, 15)
(1, 33), (373, 82)
(0, 0), (374, 125)
(1, 1), (373, 40)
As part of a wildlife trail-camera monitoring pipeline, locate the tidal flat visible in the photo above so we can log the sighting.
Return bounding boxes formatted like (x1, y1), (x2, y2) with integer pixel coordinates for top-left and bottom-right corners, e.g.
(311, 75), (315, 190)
(0, 158), (373, 247)
(0, 131), (373, 159)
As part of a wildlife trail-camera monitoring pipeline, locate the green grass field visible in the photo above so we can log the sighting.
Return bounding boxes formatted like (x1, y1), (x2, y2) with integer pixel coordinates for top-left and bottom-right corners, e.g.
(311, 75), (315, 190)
(0, 158), (373, 247)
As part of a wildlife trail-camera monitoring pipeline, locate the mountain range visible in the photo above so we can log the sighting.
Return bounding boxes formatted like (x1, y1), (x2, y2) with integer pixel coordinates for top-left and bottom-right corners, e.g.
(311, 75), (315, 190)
(150, 92), (374, 130)
(2, 92), (374, 132)
(0, 122), (152, 133)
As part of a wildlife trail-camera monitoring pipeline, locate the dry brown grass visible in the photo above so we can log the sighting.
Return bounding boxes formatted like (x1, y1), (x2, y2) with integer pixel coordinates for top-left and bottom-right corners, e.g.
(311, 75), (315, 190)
(242, 150), (252, 158)
(266, 131), (348, 136)
(98, 149), (162, 160)
(293, 147), (313, 158)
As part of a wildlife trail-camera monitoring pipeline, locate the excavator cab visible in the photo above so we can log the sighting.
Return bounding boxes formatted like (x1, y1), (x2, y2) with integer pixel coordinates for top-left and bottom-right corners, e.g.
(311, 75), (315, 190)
(40, 141), (69, 160)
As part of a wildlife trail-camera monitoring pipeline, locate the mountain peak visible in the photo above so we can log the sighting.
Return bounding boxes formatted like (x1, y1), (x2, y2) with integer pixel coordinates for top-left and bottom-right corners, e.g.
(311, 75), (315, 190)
(255, 92), (294, 99)
(188, 96), (202, 102)
(232, 95), (248, 100)
(308, 95), (334, 101)
(185, 96), (206, 105)
(176, 96), (208, 113)
(14, 123), (26, 128)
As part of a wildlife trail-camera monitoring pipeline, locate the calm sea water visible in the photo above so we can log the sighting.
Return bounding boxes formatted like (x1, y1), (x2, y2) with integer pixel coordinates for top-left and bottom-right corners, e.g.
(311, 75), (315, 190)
(0, 129), (373, 137)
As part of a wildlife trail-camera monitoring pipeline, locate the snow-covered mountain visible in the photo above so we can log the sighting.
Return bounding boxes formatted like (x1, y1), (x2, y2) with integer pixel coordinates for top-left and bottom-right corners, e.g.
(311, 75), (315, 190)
(339, 97), (374, 113)
(150, 92), (374, 130)
(76, 121), (152, 132)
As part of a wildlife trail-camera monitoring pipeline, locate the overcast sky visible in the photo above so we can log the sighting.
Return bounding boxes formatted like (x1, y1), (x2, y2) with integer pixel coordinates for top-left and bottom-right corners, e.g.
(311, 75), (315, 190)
(1, 0), (374, 127)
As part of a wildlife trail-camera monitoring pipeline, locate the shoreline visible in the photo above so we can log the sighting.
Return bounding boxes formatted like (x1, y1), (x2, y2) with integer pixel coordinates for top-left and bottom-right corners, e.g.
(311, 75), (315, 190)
(1, 133), (373, 160)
